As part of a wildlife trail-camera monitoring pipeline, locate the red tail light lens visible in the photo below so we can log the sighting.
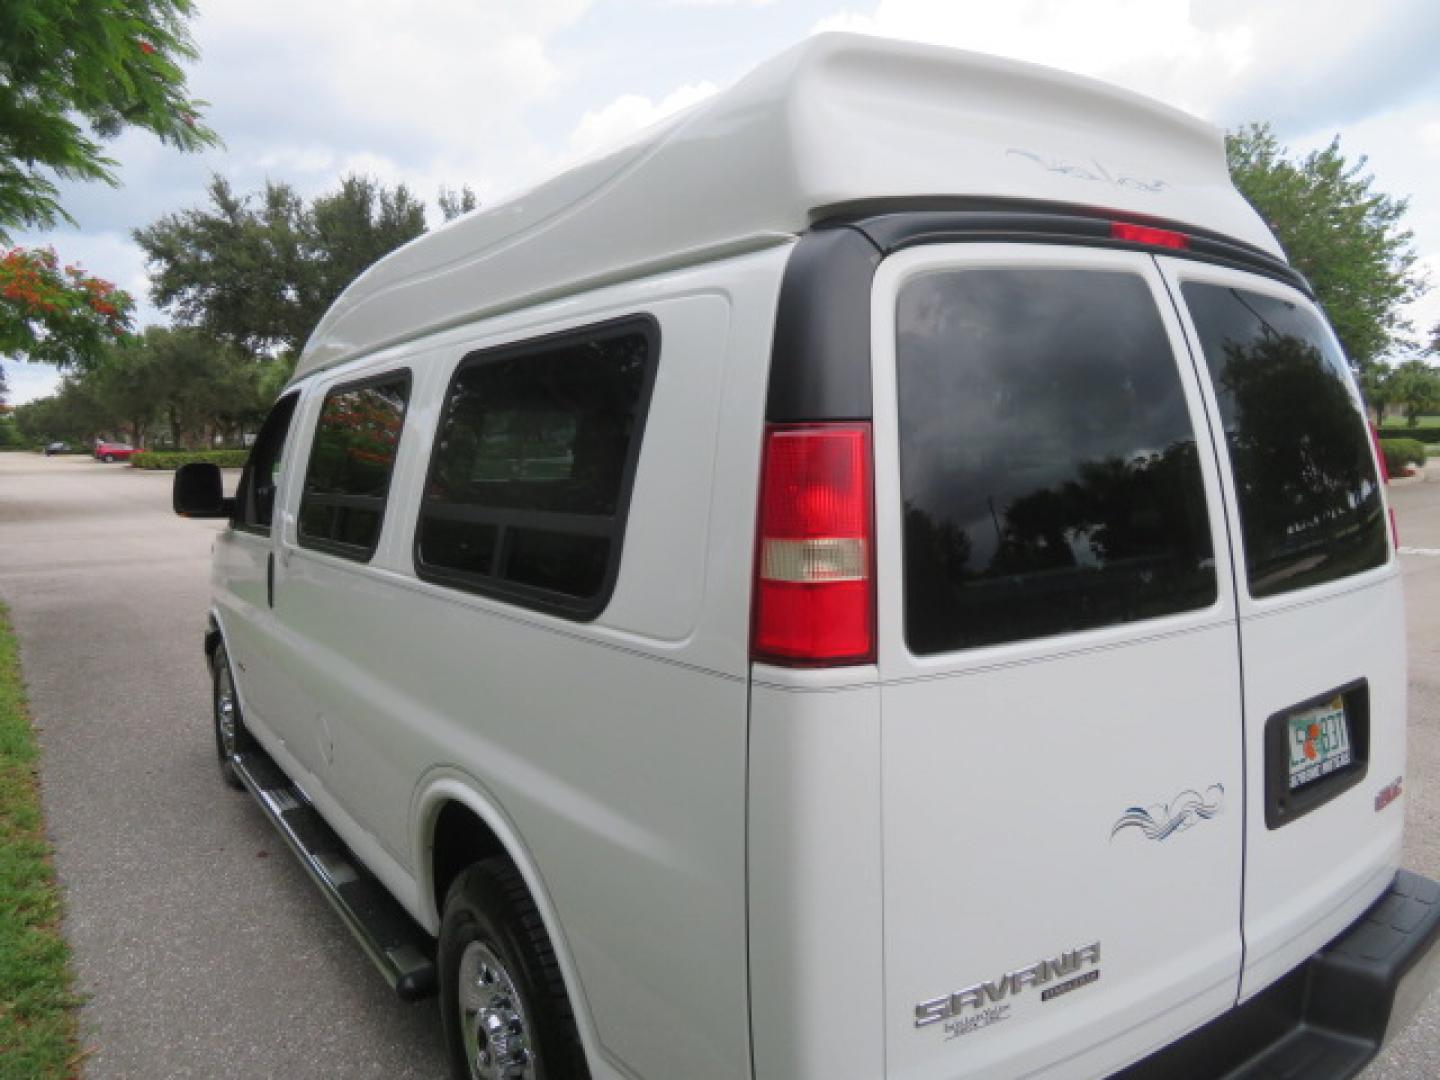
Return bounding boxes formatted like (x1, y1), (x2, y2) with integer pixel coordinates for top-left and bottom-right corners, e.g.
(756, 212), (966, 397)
(752, 423), (875, 666)
(1110, 221), (1189, 249)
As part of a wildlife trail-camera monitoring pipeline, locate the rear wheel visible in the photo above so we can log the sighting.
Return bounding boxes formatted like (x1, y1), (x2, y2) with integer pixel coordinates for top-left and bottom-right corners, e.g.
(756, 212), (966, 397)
(212, 644), (254, 789)
(439, 859), (588, 1080)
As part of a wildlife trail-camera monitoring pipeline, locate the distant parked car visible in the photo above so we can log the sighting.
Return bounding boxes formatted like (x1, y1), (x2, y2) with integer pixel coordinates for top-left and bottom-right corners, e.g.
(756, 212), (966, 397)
(43, 442), (70, 456)
(94, 441), (136, 463)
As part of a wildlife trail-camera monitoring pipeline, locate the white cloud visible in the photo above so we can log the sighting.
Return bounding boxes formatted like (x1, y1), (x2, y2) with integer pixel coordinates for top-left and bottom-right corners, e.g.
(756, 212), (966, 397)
(9, 0), (1438, 397)
(1401, 254), (1440, 344)
(812, 0), (1440, 130)
(195, 0), (592, 144)
(255, 147), (338, 175)
(186, 0), (599, 207)
(566, 81), (720, 161)
(1421, 122), (1440, 158)
(4, 362), (62, 407)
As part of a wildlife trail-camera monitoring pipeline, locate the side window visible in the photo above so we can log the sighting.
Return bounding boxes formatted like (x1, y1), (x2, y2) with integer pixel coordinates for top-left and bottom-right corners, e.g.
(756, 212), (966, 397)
(236, 392), (300, 534)
(1181, 283), (1386, 598)
(416, 317), (658, 619)
(297, 373), (411, 562)
(896, 266), (1217, 656)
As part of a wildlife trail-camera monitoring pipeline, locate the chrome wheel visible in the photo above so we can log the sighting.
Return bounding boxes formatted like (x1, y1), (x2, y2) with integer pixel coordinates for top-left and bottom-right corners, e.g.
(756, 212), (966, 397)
(457, 941), (536, 1080)
(215, 660), (238, 757)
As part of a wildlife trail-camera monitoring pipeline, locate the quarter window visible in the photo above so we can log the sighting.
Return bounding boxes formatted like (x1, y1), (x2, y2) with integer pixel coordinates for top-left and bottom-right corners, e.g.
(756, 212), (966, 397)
(1181, 283), (1386, 597)
(416, 318), (658, 619)
(298, 374), (411, 561)
(896, 266), (1217, 655)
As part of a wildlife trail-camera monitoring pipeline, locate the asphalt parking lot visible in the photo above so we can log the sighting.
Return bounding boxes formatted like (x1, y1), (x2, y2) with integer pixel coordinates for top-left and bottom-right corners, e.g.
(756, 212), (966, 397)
(0, 450), (1437, 1078)
(0, 455), (445, 1079)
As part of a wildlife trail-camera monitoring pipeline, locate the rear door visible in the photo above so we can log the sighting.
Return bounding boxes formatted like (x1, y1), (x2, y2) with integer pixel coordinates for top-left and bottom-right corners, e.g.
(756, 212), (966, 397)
(872, 244), (1244, 1079)
(1158, 259), (1406, 1000)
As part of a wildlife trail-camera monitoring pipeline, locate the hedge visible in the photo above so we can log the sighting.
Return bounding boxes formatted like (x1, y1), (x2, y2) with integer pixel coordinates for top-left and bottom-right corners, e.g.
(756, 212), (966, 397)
(1380, 438), (1427, 476)
(130, 450), (249, 470)
(1378, 425), (1440, 444)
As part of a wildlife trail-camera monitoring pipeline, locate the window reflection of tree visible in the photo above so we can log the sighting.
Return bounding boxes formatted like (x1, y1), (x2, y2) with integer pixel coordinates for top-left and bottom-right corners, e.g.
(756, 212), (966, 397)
(1216, 332), (1382, 591)
(904, 440), (1214, 650)
(993, 441), (1207, 574)
(310, 386), (405, 497)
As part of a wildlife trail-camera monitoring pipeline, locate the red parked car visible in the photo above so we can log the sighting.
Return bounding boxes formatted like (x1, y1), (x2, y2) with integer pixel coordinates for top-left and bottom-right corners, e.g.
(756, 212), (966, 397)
(94, 441), (137, 463)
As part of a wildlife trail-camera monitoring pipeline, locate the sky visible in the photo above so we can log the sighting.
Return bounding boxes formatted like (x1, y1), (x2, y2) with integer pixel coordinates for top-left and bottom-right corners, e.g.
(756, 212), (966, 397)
(7, 0), (1440, 405)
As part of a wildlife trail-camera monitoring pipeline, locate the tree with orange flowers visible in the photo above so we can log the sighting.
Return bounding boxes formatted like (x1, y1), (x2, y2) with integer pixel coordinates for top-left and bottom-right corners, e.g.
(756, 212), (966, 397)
(0, 246), (135, 370)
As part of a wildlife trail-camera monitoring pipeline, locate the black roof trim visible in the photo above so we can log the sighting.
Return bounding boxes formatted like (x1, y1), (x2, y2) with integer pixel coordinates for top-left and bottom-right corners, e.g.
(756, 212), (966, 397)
(764, 200), (1309, 425)
(766, 225), (882, 423)
(823, 197), (1311, 295)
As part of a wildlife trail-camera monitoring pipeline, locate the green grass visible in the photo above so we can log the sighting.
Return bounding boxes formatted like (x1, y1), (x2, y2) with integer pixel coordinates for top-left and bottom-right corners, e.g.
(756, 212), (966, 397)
(0, 603), (81, 1079)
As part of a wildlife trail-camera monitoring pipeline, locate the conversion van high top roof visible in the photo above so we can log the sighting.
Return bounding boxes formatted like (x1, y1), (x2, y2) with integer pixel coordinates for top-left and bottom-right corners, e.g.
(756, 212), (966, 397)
(175, 32), (1440, 1080)
(291, 33), (1283, 384)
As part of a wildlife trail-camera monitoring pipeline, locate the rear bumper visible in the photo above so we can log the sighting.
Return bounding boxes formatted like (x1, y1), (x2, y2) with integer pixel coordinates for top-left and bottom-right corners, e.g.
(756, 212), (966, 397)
(1115, 869), (1440, 1080)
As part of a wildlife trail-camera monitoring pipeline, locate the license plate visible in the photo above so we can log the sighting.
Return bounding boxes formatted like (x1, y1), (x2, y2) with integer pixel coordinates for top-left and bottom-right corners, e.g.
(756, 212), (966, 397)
(1286, 697), (1353, 790)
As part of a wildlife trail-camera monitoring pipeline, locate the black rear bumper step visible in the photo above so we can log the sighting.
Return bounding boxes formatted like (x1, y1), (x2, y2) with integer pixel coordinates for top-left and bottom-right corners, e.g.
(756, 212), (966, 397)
(1115, 870), (1440, 1079)
(232, 748), (437, 1001)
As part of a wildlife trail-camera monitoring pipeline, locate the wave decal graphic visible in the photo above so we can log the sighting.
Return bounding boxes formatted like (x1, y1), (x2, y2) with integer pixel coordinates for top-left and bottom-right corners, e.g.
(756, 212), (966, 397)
(1111, 784), (1225, 841)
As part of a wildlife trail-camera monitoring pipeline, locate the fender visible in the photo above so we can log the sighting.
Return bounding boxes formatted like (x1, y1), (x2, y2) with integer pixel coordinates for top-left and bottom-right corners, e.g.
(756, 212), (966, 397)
(411, 769), (622, 1078)
(206, 607), (280, 748)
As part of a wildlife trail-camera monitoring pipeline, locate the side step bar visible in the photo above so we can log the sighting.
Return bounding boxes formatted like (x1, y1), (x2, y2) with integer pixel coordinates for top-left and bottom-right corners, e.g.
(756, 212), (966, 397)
(232, 748), (438, 1001)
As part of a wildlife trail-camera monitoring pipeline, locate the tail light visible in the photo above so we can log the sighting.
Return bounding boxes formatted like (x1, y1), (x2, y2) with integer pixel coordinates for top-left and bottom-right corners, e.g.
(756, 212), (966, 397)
(1110, 221), (1189, 250)
(751, 423), (875, 666)
(1370, 422), (1398, 549)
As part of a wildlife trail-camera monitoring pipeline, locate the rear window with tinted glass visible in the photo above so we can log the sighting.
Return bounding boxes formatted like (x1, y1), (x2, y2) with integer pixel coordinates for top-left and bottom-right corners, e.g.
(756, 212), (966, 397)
(1181, 283), (1386, 598)
(897, 267), (1217, 655)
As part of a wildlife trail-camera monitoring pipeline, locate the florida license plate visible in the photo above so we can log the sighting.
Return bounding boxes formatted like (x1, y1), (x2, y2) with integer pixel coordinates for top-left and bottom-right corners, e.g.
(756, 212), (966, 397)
(1287, 697), (1353, 790)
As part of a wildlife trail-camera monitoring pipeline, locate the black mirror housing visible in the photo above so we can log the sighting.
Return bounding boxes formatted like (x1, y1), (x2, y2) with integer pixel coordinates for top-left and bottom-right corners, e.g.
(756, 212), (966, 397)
(173, 462), (235, 519)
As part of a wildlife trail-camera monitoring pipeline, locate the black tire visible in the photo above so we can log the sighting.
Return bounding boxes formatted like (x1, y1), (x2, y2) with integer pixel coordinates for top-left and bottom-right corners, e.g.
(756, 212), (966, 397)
(211, 644), (254, 789)
(102, 453), (115, 462)
(439, 859), (589, 1080)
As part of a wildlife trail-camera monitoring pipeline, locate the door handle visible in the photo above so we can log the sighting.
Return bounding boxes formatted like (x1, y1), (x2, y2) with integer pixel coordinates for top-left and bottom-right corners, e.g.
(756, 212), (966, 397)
(267, 552), (275, 608)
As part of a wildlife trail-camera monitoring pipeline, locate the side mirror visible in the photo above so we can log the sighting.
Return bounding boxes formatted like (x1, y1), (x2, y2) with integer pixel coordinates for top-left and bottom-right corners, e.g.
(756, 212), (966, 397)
(173, 463), (236, 519)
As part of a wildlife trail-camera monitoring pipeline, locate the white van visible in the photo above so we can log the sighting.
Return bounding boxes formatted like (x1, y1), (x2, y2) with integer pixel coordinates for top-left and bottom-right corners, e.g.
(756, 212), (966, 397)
(173, 33), (1440, 1080)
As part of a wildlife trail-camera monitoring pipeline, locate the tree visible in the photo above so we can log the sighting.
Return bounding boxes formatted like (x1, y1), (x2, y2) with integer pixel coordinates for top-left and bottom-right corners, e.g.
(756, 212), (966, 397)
(1, 245), (135, 369)
(134, 176), (308, 354)
(438, 185), (478, 222)
(1226, 123), (1424, 370)
(88, 339), (163, 447)
(135, 174), (429, 356)
(307, 175), (428, 327)
(0, 362), (8, 405)
(14, 375), (109, 445)
(13, 325), (270, 448)
(0, 0), (219, 237)
(1383, 359), (1440, 425)
(138, 326), (265, 447)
